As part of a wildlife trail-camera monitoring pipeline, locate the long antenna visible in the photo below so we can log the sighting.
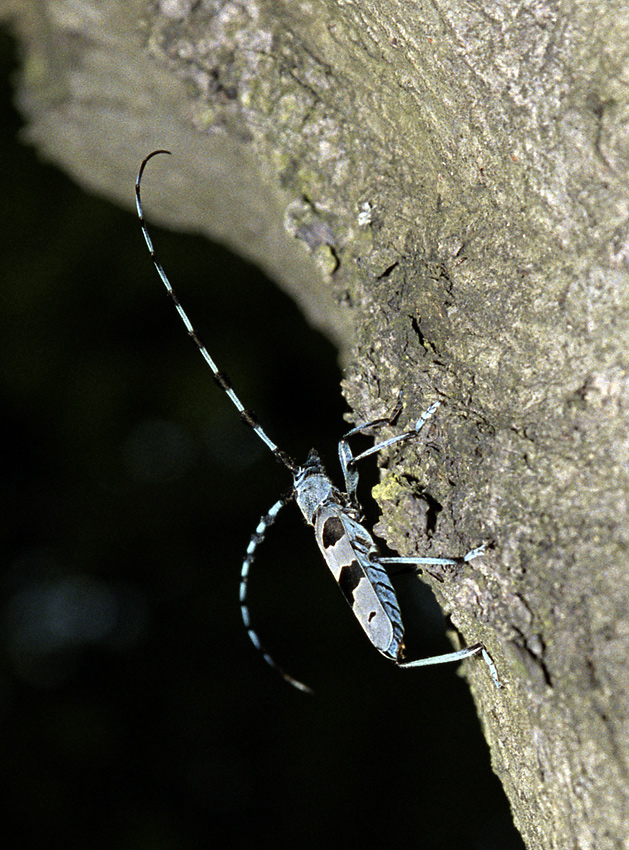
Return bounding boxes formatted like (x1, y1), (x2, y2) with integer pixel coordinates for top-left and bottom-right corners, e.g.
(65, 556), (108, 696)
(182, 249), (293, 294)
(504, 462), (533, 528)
(135, 150), (297, 474)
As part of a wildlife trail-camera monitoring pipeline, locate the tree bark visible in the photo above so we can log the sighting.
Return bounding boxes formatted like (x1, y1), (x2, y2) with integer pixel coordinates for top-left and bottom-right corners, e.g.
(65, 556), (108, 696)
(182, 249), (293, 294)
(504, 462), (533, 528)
(3, 1), (629, 847)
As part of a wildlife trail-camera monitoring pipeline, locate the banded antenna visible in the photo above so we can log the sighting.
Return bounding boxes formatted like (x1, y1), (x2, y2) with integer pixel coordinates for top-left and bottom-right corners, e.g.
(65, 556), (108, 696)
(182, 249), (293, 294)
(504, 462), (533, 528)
(135, 149), (298, 475)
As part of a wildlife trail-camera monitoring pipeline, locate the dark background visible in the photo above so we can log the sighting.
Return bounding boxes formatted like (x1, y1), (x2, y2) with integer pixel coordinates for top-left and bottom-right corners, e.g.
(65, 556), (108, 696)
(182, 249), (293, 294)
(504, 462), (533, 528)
(0, 28), (523, 850)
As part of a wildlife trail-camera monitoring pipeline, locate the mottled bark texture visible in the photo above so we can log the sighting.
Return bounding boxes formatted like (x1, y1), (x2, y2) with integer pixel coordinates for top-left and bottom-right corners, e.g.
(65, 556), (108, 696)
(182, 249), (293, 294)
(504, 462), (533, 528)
(2, 1), (629, 847)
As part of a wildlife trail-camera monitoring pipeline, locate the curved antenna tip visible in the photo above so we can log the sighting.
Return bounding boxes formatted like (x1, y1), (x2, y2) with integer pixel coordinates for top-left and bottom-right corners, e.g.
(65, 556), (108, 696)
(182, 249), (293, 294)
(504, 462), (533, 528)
(138, 149), (172, 182)
(146, 148), (171, 160)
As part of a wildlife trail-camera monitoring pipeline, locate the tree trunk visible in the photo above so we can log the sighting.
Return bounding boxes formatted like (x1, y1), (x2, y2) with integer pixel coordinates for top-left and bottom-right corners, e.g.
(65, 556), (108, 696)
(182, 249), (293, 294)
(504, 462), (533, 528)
(3, 1), (629, 847)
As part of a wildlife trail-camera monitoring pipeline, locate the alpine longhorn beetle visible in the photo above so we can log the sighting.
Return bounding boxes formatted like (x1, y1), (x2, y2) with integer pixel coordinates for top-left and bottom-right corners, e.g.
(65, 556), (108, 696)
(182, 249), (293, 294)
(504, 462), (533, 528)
(135, 149), (501, 693)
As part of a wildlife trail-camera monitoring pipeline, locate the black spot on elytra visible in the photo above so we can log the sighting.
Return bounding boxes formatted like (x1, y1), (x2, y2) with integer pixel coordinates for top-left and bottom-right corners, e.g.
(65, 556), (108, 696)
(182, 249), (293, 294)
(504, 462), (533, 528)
(322, 516), (345, 548)
(338, 560), (362, 604)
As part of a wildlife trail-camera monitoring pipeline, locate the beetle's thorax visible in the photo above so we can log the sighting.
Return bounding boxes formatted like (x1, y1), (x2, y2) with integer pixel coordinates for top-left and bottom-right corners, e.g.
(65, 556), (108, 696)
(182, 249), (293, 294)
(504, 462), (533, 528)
(294, 449), (341, 526)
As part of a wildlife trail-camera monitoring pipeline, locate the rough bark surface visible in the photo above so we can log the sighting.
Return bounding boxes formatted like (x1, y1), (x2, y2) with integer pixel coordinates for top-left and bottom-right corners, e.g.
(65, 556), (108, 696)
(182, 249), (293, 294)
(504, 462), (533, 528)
(2, 1), (629, 847)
